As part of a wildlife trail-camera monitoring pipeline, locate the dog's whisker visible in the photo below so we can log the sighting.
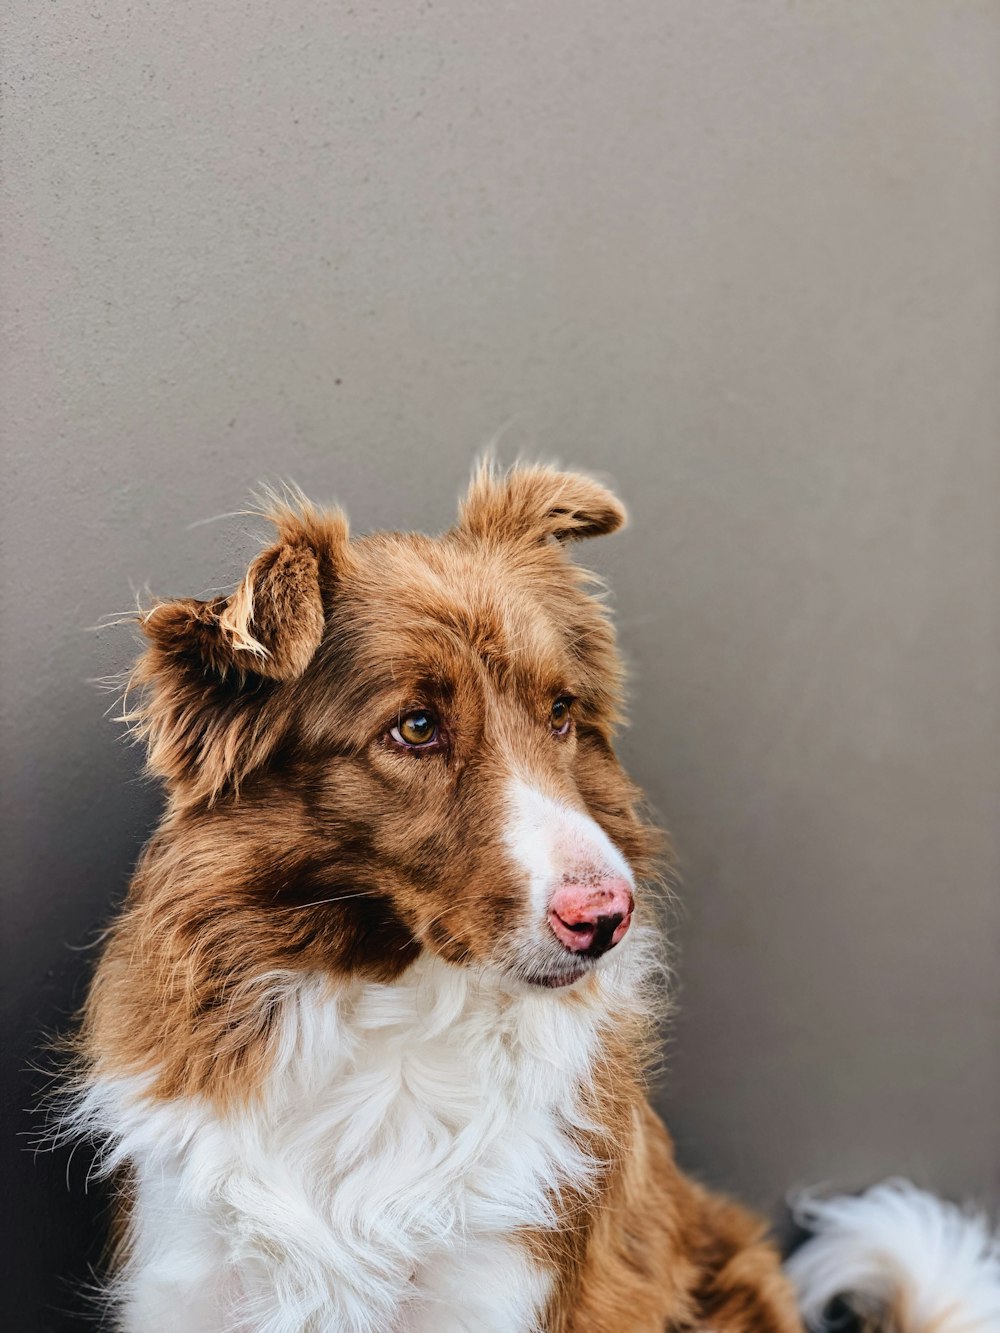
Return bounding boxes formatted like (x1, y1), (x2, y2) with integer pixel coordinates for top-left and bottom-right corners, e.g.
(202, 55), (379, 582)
(277, 892), (374, 911)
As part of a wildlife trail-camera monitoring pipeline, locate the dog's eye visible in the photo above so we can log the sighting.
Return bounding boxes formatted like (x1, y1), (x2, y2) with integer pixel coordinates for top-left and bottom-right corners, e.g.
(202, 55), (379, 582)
(550, 696), (573, 735)
(390, 710), (440, 748)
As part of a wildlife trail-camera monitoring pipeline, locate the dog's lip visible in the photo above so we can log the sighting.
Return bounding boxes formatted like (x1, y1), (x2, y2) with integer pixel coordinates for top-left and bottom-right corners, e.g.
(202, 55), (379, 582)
(523, 967), (588, 990)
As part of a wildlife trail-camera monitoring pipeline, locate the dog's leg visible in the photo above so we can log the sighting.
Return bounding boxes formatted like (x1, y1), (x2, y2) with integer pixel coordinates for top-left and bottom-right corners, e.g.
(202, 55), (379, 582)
(680, 1183), (803, 1333)
(553, 1104), (802, 1333)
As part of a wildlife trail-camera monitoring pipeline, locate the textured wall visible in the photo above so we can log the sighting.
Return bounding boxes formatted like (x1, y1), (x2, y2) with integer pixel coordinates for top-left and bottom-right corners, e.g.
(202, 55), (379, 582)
(2, 1), (998, 1326)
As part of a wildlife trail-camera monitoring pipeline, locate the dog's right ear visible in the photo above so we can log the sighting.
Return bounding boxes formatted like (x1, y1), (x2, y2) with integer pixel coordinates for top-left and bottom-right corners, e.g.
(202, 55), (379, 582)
(142, 531), (327, 684)
(130, 498), (347, 801)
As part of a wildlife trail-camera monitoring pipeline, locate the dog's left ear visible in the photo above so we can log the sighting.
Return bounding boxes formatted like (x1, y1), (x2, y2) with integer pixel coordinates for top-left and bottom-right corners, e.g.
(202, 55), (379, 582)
(457, 461), (626, 547)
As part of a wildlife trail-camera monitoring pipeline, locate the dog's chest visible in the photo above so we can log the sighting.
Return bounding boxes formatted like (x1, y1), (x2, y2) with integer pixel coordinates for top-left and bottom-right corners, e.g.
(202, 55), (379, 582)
(115, 960), (608, 1331)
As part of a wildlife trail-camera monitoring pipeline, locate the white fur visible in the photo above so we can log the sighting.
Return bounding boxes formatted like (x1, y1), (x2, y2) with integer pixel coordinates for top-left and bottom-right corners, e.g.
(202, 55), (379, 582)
(70, 952), (647, 1333)
(505, 779), (635, 921)
(787, 1180), (1000, 1332)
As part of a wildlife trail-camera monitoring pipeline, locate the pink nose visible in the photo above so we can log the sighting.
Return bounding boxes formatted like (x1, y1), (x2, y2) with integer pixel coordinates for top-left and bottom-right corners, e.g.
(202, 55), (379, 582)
(548, 881), (634, 957)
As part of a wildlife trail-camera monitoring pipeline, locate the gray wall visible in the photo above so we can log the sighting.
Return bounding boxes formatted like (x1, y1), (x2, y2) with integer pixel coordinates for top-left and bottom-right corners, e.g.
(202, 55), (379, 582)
(3, 1), (998, 1326)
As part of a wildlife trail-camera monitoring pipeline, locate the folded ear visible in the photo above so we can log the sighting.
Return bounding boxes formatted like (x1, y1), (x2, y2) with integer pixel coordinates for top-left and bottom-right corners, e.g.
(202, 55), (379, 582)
(143, 532), (326, 683)
(129, 497), (347, 801)
(457, 461), (626, 546)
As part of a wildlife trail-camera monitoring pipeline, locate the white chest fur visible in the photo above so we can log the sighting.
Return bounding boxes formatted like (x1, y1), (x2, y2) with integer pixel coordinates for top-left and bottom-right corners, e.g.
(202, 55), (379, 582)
(76, 955), (641, 1333)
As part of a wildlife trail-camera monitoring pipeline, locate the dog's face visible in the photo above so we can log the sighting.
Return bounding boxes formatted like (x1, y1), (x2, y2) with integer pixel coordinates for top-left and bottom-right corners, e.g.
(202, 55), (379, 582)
(135, 466), (658, 991)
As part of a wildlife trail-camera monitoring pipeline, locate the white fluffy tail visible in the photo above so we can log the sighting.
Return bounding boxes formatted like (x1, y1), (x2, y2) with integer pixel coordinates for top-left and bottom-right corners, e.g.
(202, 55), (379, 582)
(786, 1180), (1000, 1333)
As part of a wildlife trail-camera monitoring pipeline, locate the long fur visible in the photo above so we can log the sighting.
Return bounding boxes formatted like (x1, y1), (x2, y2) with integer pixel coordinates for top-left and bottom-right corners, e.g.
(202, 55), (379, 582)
(787, 1180), (1000, 1333)
(67, 951), (647, 1331)
(62, 463), (814, 1330)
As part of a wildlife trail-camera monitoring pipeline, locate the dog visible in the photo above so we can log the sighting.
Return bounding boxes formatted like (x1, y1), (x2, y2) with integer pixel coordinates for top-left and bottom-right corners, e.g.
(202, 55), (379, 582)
(63, 463), (997, 1331)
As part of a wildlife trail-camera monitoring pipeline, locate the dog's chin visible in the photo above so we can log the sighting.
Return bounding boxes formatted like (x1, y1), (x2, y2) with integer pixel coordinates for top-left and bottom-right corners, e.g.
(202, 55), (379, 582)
(477, 943), (595, 994)
(524, 968), (588, 990)
(515, 956), (594, 991)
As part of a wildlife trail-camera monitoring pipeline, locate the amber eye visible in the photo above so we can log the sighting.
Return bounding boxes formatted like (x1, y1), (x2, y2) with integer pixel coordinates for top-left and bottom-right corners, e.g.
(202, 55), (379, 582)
(390, 710), (440, 748)
(550, 696), (573, 734)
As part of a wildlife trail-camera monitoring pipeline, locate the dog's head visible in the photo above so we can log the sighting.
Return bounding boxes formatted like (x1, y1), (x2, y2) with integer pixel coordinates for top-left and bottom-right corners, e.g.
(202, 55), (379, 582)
(132, 464), (659, 992)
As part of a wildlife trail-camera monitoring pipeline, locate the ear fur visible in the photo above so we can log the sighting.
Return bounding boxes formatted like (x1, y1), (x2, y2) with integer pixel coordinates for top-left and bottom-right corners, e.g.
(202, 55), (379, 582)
(457, 461), (626, 546)
(144, 532), (325, 683)
(127, 495), (347, 802)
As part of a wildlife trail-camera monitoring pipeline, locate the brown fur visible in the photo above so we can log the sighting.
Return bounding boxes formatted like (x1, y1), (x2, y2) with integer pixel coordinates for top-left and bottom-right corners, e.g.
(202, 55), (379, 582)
(79, 463), (801, 1329)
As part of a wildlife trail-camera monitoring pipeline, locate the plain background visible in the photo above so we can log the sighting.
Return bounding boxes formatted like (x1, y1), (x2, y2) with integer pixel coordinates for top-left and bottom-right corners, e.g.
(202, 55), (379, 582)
(3, 2), (998, 1327)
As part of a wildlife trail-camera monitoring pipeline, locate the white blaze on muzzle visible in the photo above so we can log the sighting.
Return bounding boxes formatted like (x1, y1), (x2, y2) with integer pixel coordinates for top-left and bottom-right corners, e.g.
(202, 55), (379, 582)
(504, 779), (635, 951)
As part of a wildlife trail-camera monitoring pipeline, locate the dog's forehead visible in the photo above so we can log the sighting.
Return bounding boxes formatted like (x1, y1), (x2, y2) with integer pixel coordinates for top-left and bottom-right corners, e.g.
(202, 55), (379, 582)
(338, 531), (571, 674)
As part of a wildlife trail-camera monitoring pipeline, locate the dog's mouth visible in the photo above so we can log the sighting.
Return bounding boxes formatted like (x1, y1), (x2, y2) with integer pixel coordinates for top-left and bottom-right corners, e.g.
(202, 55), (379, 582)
(522, 965), (589, 990)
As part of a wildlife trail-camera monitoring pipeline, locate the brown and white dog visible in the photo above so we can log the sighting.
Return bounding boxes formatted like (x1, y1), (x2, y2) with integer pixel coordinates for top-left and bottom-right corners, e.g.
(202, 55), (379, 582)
(65, 464), (997, 1332)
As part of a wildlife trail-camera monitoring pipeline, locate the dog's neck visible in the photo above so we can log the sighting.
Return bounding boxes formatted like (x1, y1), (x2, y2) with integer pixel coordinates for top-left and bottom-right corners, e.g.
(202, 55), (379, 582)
(73, 948), (653, 1330)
